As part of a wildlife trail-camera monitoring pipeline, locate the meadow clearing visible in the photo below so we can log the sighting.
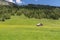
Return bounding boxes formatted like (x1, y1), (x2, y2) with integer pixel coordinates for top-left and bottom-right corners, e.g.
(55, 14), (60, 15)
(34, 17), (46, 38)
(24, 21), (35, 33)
(0, 15), (60, 40)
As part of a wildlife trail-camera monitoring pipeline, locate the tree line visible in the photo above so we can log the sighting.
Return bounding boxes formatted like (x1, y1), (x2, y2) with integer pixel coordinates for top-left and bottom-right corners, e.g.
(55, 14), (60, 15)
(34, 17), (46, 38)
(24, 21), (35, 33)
(0, 4), (60, 21)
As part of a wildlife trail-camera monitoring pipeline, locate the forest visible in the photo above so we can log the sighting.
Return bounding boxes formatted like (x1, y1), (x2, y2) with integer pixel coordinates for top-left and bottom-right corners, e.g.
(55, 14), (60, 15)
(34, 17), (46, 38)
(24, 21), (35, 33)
(0, 4), (60, 21)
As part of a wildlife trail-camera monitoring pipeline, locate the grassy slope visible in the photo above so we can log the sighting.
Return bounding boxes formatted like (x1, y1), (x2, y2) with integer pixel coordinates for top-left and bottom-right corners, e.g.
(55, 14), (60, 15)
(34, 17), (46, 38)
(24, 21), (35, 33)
(0, 15), (60, 40)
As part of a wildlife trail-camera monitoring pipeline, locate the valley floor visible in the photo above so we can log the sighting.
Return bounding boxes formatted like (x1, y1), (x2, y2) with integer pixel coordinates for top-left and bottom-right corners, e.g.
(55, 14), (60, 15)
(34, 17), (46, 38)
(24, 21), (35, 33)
(0, 15), (60, 40)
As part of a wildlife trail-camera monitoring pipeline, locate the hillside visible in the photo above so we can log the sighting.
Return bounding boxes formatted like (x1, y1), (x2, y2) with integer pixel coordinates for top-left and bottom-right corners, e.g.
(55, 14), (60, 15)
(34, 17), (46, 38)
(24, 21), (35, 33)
(0, 0), (15, 6)
(0, 14), (60, 40)
(0, 4), (60, 40)
(0, 0), (9, 5)
(0, 4), (60, 22)
(0, 15), (60, 27)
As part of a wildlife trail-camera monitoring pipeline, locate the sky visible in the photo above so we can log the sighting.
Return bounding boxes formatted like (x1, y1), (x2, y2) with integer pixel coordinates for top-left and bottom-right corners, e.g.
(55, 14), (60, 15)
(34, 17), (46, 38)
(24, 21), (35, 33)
(21, 0), (60, 6)
(6, 0), (60, 6)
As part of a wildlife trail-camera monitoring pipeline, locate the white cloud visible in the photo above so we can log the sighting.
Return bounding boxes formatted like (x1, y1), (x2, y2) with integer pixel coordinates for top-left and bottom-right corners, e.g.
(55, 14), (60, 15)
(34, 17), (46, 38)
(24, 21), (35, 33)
(6, 0), (13, 2)
(16, 0), (22, 4)
(5, 0), (22, 4)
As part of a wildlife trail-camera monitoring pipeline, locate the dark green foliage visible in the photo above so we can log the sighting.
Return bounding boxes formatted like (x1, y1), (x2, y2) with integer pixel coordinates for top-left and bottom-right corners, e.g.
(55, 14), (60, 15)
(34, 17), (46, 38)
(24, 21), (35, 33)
(1, 18), (5, 21)
(0, 5), (60, 21)
(16, 10), (22, 16)
(3, 14), (11, 19)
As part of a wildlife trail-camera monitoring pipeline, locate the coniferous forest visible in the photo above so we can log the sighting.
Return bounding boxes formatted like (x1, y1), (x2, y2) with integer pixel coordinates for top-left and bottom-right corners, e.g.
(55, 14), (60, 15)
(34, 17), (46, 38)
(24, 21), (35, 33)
(0, 4), (60, 21)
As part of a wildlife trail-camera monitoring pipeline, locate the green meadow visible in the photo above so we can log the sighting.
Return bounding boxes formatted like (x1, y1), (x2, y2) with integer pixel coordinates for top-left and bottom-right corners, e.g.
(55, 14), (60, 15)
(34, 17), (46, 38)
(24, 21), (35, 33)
(0, 15), (60, 40)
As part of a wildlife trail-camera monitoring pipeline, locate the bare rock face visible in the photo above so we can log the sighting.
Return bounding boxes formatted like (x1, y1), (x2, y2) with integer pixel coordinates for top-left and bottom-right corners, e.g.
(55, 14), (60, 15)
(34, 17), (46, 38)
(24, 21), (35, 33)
(36, 23), (43, 27)
(0, 0), (14, 6)
(0, 0), (9, 5)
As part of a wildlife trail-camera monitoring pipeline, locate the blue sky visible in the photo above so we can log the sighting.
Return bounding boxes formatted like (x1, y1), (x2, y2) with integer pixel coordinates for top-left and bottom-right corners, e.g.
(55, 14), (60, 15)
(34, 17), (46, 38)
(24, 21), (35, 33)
(21, 0), (60, 6)
(6, 0), (60, 6)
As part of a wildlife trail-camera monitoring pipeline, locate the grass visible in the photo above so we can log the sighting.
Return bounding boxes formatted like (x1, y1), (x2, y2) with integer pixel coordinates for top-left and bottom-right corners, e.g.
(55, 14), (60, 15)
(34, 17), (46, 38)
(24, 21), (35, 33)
(0, 15), (60, 40)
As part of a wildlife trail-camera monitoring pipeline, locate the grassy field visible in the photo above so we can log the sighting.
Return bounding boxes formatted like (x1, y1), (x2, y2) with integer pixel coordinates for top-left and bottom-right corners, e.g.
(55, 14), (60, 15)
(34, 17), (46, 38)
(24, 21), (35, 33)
(0, 15), (60, 40)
